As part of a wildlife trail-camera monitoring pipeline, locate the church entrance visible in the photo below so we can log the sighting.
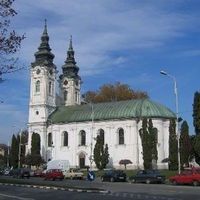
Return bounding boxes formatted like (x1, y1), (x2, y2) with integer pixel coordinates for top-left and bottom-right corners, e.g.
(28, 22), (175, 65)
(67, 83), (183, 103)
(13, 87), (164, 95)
(79, 153), (85, 168)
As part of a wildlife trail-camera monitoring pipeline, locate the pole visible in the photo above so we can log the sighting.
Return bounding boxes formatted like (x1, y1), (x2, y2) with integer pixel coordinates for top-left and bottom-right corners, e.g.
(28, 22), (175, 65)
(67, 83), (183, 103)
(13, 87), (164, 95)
(18, 129), (22, 169)
(160, 71), (181, 174)
(174, 78), (181, 174)
(7, 141), (9, 168)
(90, 103), (94, 169)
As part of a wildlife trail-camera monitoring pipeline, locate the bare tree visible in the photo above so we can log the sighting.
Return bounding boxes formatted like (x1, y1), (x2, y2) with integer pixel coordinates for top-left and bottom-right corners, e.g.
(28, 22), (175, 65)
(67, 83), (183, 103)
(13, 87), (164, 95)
(0, 0), (25, 78)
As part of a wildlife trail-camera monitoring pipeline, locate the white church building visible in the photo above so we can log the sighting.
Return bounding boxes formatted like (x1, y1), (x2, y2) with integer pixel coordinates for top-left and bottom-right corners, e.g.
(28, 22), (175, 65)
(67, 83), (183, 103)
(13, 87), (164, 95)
(27, 23), (175, 170)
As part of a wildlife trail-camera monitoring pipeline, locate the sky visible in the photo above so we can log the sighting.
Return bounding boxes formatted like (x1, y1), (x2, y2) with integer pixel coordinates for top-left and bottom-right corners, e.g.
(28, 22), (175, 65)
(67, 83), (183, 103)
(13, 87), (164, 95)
(0, 0), (200, 144)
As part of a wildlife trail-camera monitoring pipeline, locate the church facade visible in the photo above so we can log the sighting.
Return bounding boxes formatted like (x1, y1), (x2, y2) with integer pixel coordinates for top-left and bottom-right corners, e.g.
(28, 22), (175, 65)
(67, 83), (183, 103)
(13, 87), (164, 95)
(27, 23), (175, 170)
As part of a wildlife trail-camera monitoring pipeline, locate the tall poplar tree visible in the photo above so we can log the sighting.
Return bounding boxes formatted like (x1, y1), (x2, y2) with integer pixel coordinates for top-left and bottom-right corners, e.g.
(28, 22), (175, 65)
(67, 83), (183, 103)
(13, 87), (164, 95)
(139, 118), (158, 170)
(193, 91), (200, 135)
(93, 135), (109, 170)
(180, 121), (192, 167)
(10, 134), (19, 168)
(169, 119), (178, 170)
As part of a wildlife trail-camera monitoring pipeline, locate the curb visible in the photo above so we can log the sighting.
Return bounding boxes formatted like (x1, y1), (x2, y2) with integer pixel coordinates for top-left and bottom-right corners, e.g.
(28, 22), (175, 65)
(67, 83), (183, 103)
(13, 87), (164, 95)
(0, 182), (110, 194)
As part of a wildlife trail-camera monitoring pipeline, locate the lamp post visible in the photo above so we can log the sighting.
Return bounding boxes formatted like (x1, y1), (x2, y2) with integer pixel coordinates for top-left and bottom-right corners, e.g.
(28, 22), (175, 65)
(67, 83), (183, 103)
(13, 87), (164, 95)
(160, 70), (181, 174)
(18, 129), (22, 169)
(89, 103), (94, 169)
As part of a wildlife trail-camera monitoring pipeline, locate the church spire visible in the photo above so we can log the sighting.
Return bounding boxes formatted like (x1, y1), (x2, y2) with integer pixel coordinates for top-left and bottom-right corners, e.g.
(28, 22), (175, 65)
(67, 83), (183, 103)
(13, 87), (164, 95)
(61, 35), (79, 78)
(32, 19), (55, 67)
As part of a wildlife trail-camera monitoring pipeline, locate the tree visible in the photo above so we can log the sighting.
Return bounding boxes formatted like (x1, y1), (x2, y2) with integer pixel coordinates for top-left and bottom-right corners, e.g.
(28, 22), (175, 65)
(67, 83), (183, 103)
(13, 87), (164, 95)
(25, 132), (43, 167)
(31, 132), (40, 155)
(168, 119), (178, 170)
(139, 118), (158, 170)
(193, 135), (200, 166)
(93, 135), (109, 170)
(180, 121), (192, 167)
(82, 82), (148, 103)
(0, 0), (25, 76)
(193, 92), (200, 135)
(10, 134), (19, 168)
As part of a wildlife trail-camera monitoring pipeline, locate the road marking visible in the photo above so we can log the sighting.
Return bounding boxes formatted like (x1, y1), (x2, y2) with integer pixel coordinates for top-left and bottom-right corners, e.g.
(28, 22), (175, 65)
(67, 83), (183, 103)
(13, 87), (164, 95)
(0, 193), (35, 200)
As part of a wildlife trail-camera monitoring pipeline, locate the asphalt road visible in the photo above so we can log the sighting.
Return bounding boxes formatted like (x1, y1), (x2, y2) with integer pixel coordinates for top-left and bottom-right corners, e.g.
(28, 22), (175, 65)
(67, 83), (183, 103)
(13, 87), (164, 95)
(0, 176), (200, 200)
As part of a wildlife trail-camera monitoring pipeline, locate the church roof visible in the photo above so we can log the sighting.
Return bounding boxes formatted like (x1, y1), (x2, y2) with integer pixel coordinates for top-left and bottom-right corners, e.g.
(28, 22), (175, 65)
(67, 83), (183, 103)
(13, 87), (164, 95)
(48, 98), (175, 124)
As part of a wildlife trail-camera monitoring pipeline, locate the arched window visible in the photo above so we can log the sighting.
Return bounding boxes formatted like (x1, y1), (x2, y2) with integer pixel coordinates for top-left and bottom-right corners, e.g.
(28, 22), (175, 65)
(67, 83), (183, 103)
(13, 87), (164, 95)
(118, 128), (124, 145)
(64, 91), (68, 101)
(79, 152), (85, 168)
(35, 80), (40, 93)
(48, 132), (52, 147)
(49, 81), (52, 95)
(97, 129), (104, 145)
(80, 130), (86, 146)
(75, 91), (78, 102)
(62, 131), (68, 146)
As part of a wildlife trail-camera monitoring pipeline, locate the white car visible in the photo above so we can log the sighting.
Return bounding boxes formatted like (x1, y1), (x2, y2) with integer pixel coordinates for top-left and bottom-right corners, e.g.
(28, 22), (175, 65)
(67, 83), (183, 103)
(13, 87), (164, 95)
(64, 168), (84, 179)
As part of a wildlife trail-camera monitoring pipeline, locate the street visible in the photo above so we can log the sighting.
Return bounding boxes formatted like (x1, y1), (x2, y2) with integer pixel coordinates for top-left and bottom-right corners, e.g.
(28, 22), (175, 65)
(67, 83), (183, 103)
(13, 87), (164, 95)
(0, 176), (200, 199)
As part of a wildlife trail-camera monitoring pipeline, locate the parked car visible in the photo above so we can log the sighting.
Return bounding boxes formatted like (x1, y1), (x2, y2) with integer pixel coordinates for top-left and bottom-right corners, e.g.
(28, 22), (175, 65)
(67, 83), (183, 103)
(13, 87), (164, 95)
(130, 170), (165, 184)
(101, 170), (126, 182)
(12, 168), (31, 179)
(64, 168), (84, 179)
(44, 169), (64, 181)
(34, 169), (44, 177)
(169, 167), (200, 186)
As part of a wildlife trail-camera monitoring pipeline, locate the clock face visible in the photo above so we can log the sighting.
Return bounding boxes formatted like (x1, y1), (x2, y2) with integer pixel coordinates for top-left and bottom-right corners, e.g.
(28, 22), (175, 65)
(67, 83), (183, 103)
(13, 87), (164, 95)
(64, 80), (68, 85)
(36, 69), (41, 75)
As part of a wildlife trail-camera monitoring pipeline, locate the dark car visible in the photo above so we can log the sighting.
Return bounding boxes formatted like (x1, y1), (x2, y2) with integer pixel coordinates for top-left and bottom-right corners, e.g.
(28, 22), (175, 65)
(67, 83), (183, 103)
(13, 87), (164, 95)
(44, 169), (64, 181)
(130, 170), (165, 184)
(12, 168), (30, 179)
(101, 170), (126, 182)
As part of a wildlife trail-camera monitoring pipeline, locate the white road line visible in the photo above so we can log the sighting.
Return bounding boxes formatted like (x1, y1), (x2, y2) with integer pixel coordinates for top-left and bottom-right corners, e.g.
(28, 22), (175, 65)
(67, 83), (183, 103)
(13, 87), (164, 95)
(0, 193), (35, 200)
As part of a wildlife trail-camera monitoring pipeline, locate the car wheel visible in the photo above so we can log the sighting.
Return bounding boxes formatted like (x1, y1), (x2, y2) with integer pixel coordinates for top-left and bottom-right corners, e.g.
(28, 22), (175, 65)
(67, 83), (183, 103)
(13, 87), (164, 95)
(193, 181), (199, 186)
(172, 180), (177, 185)
(110, 177), (115, 182)
(131, 178), (136, 183)
(146, 179), (151, 184)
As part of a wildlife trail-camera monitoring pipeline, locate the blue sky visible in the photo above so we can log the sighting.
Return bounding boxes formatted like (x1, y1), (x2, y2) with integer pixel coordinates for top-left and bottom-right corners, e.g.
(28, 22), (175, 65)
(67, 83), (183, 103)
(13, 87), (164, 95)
(0, 0), (200, 144)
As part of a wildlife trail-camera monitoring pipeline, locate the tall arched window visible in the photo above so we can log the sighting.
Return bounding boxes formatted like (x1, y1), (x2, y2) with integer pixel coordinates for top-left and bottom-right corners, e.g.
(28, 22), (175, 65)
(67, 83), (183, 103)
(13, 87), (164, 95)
(48, 132), (52, 147)
(64, 91), (68, 101)
(97, 129), (104, 145)
(62, 131), (68, 146)
(75, 91), (78, 102)
(118, 128), (124, 145)
(35, 80), (40, 93)
(79, 130), (86, 146)
(49, 81), (52, 95)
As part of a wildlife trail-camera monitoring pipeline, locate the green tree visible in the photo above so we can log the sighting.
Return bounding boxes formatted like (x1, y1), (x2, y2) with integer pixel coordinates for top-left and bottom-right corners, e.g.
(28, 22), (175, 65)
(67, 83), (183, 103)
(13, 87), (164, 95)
(193, 91), (200, 135)
(31, 132), (41, 155)
(82, 82), (148, 103)
(139, 118), (157, 170)
(10, 134), (19, 168)
(180, 121), (192, 167)
(93, 135), (109, 170)
(193, 135), (200, 165)
(0, 0), (25, 76)
(25, 132), (43, 167)
(169, 119), (178, 170)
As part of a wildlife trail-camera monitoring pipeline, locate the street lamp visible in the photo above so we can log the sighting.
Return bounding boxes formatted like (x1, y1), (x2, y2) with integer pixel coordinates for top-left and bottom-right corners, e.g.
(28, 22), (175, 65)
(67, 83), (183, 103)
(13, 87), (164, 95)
(160, 70), (181, 174)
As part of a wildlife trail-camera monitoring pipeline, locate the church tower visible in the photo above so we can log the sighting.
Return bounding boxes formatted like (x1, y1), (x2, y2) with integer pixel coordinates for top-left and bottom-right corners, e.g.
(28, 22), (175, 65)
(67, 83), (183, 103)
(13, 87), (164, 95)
(28, 20), (56, 124)
(28, 21), (56, 156)
(59, 36), (81, 106)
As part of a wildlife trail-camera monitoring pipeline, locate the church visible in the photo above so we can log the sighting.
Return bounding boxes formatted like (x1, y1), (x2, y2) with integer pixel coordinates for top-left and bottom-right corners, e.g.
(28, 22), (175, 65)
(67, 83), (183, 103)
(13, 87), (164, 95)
(27, 22), (175, 170)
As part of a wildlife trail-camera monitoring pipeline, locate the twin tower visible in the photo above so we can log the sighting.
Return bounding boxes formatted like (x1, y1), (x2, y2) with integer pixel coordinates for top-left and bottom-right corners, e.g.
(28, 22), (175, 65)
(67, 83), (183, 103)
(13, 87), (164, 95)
(28, 21), (81, 126)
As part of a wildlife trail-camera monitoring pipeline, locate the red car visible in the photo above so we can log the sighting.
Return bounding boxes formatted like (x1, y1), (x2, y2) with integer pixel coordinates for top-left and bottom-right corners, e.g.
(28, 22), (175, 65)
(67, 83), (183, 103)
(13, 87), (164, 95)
(44, 169), (64, 181)
(169, 167), (200, 186)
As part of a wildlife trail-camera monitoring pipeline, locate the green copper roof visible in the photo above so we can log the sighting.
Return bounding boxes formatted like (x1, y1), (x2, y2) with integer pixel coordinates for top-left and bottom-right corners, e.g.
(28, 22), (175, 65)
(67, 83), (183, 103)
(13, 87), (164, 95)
(49, 99), (175, 124)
